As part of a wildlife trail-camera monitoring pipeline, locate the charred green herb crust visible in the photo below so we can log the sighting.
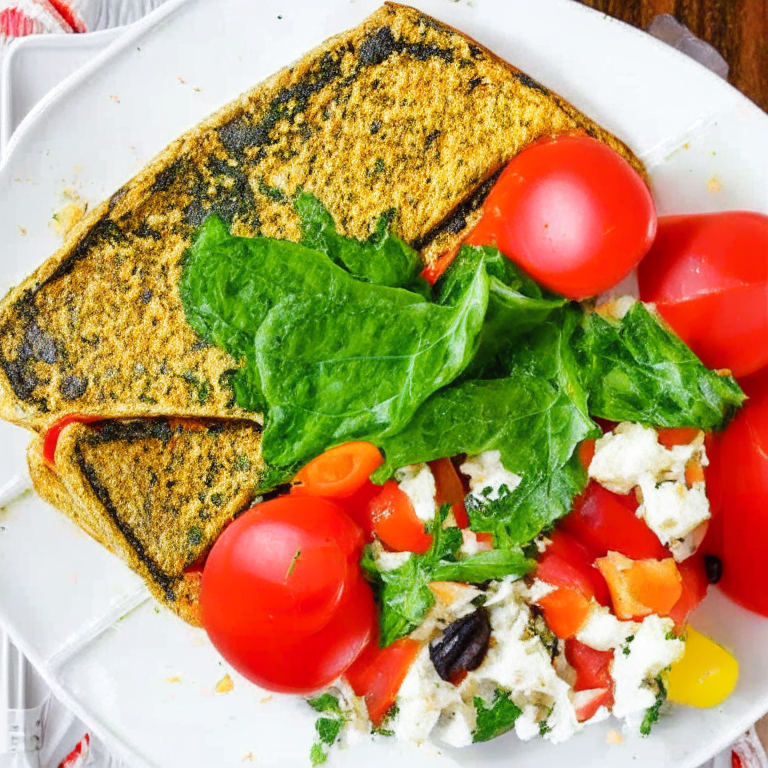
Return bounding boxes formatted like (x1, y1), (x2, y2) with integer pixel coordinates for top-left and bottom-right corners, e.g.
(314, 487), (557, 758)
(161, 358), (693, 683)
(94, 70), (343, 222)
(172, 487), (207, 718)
(0, 2), (643, 430)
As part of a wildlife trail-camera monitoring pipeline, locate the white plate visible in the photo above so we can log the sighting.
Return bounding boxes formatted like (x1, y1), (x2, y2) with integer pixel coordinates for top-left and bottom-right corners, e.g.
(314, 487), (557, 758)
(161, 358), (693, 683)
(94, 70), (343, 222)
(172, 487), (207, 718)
(0, 1), (767, 766)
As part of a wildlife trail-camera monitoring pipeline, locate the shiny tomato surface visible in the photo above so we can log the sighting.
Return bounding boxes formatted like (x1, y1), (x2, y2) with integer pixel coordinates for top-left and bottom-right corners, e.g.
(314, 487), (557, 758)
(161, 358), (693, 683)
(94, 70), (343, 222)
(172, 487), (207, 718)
(717, 368), (768, 616)
(367, 480), (433, 554)
(638, 212), (768, 377)
(201, 495), (374, 692)
(466, 134), (656, 299)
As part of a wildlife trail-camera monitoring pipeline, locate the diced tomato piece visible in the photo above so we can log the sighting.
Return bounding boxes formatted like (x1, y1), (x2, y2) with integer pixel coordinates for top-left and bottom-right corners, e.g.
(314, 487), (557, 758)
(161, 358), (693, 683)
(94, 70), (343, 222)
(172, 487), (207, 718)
(345, 636), (421, 725)
(596, 551), (683, 620)
(42, 414), (102, 465)
(367, 480), (432, 554)
(560, 483), (668, 561)
(535, 551), (596, 639)
(545, 530), (611, 607)
(656, 427), (701, 450)
(574, 688), (614, 722)
(336, 480), (381, 540)
(293, 442), (384, 499)
(578, 438), (596, 469)
(429, 458), (468, 527)
(476, 532), (494, 547)
(565, 639), (614, 691)
(668, 555), (709, 631)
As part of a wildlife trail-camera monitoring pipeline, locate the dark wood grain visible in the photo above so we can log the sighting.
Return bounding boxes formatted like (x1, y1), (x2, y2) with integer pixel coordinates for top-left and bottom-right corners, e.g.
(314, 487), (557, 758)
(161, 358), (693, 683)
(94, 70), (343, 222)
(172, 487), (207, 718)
(574, 0), (768, 113)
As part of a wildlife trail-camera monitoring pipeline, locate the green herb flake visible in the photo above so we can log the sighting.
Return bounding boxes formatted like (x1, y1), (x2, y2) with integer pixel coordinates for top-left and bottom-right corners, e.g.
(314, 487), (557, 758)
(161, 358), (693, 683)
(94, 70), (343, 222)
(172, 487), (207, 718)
(188, 526), (203, 546)
(258, 179), (288, 204)
(472, 688), (522, 743)
(623, 635), (635, 656)
(640, 675), (667, 736)
(234, 455), (252, 471)
(307, 694), (346, 766)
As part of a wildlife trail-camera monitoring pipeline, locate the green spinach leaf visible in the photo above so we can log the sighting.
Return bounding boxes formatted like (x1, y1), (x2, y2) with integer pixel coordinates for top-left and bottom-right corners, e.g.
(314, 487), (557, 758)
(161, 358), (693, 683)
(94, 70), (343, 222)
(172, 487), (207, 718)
(472, 688), (522, 743)
(574, 302), (745, 430)
(256, 248), (489, 466)
(296, 191), (422, 288)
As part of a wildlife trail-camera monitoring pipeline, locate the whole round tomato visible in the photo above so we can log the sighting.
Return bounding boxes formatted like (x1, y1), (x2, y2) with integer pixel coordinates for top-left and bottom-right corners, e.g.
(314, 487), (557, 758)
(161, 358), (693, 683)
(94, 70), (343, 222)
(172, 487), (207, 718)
(466, 134), (656, 299)
(716, 367), (768, 617)
(202, 495), (375, 691)
(637, 212), (768, 378)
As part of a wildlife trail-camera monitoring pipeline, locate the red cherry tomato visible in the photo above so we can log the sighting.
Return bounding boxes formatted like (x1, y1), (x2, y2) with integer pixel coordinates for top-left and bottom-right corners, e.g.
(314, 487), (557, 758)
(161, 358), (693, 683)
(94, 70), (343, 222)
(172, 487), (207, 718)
(42, 414), (102, 465)
(368, 480), (433, 554)
(214, 574), (376, 694)
(564, 638), (614, 692)
(202, 495), (373, 692)
(667, 555), (709, 631)
(638, 212), (768, 378)
(345, 635), (421, 725)
(717, 368), (768, 617)
(336, 480), (381, 541)
(545, 530), (611, 607)
(429, 458), (469, 528)
(560, 483), (669, 561)
(464, 134), (656, 299)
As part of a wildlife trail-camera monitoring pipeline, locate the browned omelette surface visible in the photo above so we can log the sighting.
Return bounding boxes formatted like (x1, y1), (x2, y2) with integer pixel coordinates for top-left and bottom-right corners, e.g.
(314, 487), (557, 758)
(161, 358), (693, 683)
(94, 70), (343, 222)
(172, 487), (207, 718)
(0, 3), (643, 433)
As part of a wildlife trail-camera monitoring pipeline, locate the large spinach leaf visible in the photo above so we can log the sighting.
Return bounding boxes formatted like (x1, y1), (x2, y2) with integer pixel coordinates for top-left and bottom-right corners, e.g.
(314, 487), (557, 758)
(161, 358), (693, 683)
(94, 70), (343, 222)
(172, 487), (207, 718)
(438, 246), (565, 379)
(296, 191), (423, 289)
(256, 248), (489, 466)
(362, 507), (533, 647)
(372, 309), (598, 547)
(574, 302), (745, 430)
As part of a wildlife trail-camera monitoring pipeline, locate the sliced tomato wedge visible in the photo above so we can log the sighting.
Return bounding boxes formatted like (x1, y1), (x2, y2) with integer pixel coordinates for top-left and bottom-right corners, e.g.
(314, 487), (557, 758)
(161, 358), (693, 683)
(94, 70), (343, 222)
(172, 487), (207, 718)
(545, 530), (611, 607)
(667, 555), (709, 631)
(574, 687), (614, 722)
(345, 635), (421, 725)
(429, 457), (468, 527)
(367, 480), (433, 554)
(560, 483), (668, 561)
(42, 414), (102, 465)
(565, 639), (614, 698)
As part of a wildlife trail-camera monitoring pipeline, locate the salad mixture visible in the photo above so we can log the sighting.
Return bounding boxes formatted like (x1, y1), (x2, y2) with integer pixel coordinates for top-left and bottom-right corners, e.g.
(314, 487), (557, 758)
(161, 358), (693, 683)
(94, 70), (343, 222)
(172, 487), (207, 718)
(176, 134), (766, 762)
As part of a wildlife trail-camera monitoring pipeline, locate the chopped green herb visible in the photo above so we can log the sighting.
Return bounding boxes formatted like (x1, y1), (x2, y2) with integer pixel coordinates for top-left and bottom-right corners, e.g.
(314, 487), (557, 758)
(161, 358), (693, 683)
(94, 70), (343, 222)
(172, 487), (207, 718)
(640, 675), (667, 736)
(258, 179), (288, 203)
(285, 549), (301, 579)
(623, 635), (635, 656)
(472, 688), (522, 743)
(210, 492), (224, 506)
(234, 455), (252, 471)
(362, 506), (533, 647)
(188, 526), (203, 546)
(538, 720), (551, 737)
(307, 695), (346, 765)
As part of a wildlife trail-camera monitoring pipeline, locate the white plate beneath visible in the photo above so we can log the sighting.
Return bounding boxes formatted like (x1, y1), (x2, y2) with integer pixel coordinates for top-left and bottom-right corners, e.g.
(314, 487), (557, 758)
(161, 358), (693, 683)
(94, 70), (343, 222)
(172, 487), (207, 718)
(0, 1), (767, 766)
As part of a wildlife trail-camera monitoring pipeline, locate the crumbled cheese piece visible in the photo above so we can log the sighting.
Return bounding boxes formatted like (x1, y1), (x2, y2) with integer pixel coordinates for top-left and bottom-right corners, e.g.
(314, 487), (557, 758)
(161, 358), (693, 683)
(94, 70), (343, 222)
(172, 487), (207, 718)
(576, 604), (638, 652)
(668, 521), (709, 562)
(596, 294), (637, 320)
(524, 578), (557, 605)
(459, 529), (492, 556)
(611, 614), (684, 720)
(368, 540), (412, 572)
(460, 450), (521, 502)
(432, 704), (474, 748)
(589, 423), (672, 494)
(638, 477), (710, 552)
(394, 463), (437, 522)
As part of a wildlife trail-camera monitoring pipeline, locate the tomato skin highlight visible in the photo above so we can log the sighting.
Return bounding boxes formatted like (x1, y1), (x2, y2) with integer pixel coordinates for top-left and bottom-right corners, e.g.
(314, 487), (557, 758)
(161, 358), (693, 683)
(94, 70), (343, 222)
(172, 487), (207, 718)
(560, 483), (669, 561)
(293, 442), (384, 499)
(345, 635), (421, 725)
(717, 367), (768, 617)
(368, 480), (433, 554)
(466, 134), (656, 299)
(638, 212), (768, 378)
(42, 414), (102, 465)
(201, 495), (374, 693)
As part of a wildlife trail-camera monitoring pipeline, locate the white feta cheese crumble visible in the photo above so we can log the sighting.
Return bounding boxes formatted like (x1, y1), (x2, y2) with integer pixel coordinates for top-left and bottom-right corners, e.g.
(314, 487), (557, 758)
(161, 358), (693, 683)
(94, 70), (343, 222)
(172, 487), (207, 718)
(368, 540), (412, 572)
(611, 614), (684, 720)
(576, 604), (638, 652)
(588, 423), (671, 494)
(638, 476), (710, 556)
(460, 450), (521, 502)
(394, 463), (437, 522)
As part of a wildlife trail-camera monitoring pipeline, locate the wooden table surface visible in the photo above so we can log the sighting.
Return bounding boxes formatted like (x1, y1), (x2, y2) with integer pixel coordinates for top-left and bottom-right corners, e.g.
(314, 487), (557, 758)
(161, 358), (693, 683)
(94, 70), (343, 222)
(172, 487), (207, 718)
(574, 0), (768, 113)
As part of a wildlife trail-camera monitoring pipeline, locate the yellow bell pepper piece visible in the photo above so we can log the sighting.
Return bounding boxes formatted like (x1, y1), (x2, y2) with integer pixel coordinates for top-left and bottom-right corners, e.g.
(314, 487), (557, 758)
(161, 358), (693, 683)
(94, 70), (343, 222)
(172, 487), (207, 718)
(667, 626), (738, 708)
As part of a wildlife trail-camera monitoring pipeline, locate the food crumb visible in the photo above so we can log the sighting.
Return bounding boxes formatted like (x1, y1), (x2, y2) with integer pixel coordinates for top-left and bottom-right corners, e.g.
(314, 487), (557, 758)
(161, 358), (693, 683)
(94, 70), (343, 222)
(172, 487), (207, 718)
(52, 189), (87, 240)
(18, 226), (26, 235)
(110, 95), (120, 104)
(164, 675), (182, 684)
(607, 730), (624, 745)
(259, 694), (273, 705)
(242, 754), (254, 763)
(215, 673), (234, 694)
(683, 142), (690, 150)
(707, 176), (722, 193)
(178, 76), (186, 84)
(193, 87), (202, 92)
